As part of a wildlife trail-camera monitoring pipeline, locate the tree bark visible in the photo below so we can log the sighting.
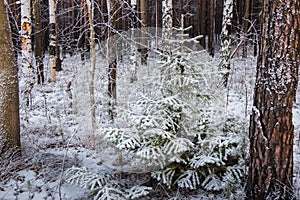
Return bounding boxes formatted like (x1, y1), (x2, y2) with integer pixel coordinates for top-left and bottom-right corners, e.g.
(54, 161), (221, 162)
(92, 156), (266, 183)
(251, 0), (263, 57)
(130, 0), (137, 82)
(220, 0), (233, 87)
(7, 0), (21, 59)
(140, 0), (148, 65)
(81, 0), (89, 61)
(21, 0), (35, 105)
(71, 0), (77, 55)
(247, 0), (300, 199)
(49, 0), (56, 82)
(242, 0), (251, 58)
(162, 0), (173, 54)
(34, 0), (44, 85)
(199, 0), (207, 48)
(0, 0), (21, 155)
(207, 0), (215, 57)
(107, 0), (117, 122)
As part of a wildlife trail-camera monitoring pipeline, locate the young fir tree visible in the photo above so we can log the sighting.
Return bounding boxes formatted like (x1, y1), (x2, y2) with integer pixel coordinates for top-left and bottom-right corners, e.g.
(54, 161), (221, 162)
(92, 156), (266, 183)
(99, 33), (248, 192)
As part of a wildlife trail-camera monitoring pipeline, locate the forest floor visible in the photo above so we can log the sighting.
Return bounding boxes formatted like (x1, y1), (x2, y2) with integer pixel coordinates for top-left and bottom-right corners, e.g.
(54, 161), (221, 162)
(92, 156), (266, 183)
(1, 54), (300, 200)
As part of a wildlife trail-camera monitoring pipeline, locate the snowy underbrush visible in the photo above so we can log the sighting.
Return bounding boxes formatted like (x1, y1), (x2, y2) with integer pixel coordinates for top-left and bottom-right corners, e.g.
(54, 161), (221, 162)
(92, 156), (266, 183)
(0, 143), (84, 199)
(2, 48), (300, 200)
(90, 42), (250, 199)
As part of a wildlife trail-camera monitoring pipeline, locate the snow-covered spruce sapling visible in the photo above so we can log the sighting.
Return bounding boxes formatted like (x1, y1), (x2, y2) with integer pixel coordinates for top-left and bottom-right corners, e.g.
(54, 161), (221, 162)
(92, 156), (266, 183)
(98, 35), (248, 193)
(65, 167), (152, 199)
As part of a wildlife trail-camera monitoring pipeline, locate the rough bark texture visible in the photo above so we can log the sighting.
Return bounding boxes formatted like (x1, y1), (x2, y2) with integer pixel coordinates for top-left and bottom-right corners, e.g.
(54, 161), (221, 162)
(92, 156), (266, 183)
(7, 0), (20, 59)
(140, 0), (148, 65)
(0, 0), (21, 155)
(247, 0), (300, 199)
(81, 0), (89, 61)
(242, 0), (251, 58)
(107, 0), (117, 122)
(34, 0), (44, 85)
(199, 0), (207, 48)
(207, 0), (215, 57)
(251, 0), (261, 57)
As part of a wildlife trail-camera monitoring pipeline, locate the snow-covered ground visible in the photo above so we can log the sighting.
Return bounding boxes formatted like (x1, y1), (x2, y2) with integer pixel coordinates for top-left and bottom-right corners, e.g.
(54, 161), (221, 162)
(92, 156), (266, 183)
(1, 52), (300, 199)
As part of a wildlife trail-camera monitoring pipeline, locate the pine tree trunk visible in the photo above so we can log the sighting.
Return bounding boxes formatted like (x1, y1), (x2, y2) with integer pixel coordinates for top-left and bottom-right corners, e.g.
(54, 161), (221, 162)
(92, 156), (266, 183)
(107, 0), (117, 122)
(184, 0), (193, 37)
(220, 0), (233, 87)
(251, 0), (263, 57)
(99, 0), (108, 41)
(246, 0), (300, 199)
(49, 0), (56, 82)
(199, 0), (207, 48)
(7, 0), (20, 59)
(55, 1), (63, 72)
(242, 0), (251, 58)
(34, 0), (44, 85)
(83, 0), (90, 60)
(79, 0), (87, 62)
(60, 0), (67, 58)
(71, 0), (76, 55)
(0, 0), (21, 155)
(121, 1), (128, 31)
(155, 0), (159, 48)
(140, 0), (148, 65)
(66, 0), (71, 55)
(208, 0), (215, 57)
(21, 0), (35, 104)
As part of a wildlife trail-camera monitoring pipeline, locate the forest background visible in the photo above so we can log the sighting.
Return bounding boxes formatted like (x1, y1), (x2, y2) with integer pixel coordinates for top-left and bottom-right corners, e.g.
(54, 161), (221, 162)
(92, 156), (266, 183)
(0, 0), (300, 199)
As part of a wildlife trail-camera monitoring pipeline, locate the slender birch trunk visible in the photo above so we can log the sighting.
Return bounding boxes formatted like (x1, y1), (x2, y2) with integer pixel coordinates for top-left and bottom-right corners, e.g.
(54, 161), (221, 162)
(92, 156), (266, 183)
(162, 0), (172, 54)
(220, 0), (233, 87)
(49, 0), (56, 82)
(21, 0), (35, 105)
